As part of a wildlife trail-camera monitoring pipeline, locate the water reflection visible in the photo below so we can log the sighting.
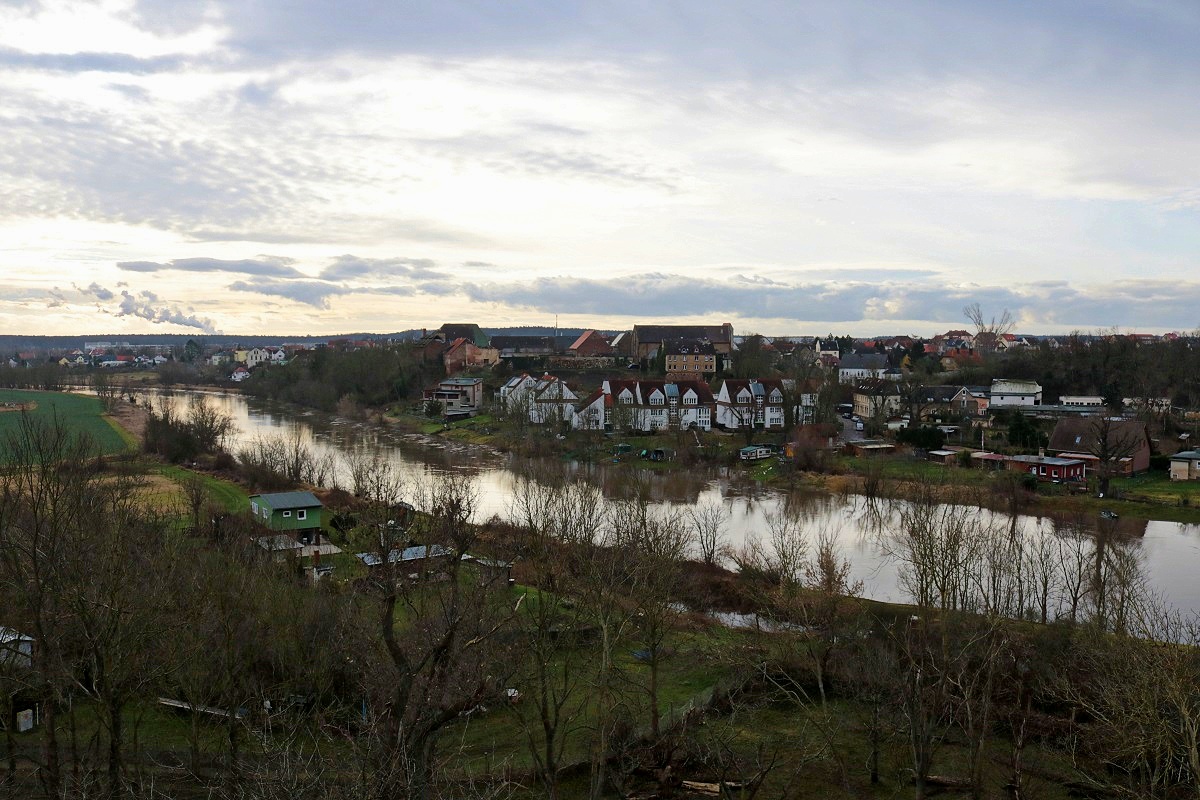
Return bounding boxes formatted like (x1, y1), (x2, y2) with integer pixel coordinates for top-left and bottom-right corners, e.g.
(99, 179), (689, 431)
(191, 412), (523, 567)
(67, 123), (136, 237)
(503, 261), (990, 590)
(142, 389), (1200, 617)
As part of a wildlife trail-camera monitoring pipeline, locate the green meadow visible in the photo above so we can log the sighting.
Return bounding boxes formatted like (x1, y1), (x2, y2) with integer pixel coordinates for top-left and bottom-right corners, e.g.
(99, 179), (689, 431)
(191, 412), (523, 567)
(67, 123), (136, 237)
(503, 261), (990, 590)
(0, 389), (129, 461)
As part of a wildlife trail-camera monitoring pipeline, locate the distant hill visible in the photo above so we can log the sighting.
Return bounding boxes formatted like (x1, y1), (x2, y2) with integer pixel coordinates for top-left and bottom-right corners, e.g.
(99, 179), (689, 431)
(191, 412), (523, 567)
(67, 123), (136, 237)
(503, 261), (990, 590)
(0, 327), (626, 353)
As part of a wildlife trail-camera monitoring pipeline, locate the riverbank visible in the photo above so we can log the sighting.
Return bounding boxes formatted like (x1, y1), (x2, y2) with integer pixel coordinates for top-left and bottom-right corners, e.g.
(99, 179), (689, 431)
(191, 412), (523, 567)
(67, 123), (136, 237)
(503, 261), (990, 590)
(379, 407), (1200, 527)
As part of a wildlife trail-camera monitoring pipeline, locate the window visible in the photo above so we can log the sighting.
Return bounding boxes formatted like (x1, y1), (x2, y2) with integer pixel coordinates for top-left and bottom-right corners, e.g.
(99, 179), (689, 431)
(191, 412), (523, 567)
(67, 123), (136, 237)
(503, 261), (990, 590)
(251, 501), (258, 515)
(262, 507), (269, 519)
(297, 510), (307, 521)
(283, 510), (291, 517)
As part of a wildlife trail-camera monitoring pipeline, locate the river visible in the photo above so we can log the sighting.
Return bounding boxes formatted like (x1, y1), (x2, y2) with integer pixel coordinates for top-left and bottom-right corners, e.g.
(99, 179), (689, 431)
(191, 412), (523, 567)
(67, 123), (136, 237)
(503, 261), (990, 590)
(150, 389), (1200, 618)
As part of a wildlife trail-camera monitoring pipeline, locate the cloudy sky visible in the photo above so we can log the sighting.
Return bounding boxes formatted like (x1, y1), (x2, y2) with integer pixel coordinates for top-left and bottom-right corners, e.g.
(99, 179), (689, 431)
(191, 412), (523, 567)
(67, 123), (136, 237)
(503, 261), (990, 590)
(2, 0), (1198, 337)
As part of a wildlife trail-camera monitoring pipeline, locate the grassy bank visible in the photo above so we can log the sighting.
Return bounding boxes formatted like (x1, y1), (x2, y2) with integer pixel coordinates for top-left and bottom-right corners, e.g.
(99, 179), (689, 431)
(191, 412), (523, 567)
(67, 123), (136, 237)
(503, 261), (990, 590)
(0, 388), (129, 460)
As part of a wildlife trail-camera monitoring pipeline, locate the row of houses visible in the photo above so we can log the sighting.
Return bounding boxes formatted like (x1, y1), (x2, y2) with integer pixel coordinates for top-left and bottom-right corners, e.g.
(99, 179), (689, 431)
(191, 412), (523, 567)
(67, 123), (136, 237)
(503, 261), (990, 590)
(493, 373), (817, 432)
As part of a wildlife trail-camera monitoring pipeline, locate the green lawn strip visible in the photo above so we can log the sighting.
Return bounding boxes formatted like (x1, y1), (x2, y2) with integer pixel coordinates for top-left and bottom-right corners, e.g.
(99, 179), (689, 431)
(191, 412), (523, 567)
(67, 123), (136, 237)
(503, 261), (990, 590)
(156, 464), (249, 513)
(0, 389), (128, 460)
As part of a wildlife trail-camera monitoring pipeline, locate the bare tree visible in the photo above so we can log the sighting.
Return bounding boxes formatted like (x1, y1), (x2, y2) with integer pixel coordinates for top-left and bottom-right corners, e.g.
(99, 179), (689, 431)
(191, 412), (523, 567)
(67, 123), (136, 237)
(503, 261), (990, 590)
(963, 303), (1015, 353)
(688, 500), (730, 566)
(351, 473), (515, 800)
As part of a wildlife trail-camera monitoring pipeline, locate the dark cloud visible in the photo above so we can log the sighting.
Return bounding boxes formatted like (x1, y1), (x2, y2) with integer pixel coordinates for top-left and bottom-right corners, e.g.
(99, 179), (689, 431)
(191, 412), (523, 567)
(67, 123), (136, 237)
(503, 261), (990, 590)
(116, 290), (220, 333)
(117, 257), (304, 278)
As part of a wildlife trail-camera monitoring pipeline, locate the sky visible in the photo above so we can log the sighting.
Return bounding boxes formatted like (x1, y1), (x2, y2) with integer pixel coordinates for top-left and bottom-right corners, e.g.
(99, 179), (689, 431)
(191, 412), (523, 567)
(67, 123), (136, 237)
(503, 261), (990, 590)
(2, 0), (1199, 337)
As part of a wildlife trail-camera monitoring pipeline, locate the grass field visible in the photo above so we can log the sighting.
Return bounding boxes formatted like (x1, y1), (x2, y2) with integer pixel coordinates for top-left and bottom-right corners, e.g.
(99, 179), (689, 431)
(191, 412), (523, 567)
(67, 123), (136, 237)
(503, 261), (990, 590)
(0, 388), (129, 461)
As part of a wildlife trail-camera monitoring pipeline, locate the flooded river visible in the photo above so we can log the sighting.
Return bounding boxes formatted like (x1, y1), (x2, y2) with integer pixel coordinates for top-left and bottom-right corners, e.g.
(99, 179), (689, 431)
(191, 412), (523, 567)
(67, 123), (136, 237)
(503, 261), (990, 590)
(152, 390), (1200, 617)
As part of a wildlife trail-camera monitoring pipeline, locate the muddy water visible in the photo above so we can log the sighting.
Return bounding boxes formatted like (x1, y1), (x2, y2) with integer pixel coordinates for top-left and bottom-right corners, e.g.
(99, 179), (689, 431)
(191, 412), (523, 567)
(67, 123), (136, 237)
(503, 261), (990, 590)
(156, 390), (1200, 616)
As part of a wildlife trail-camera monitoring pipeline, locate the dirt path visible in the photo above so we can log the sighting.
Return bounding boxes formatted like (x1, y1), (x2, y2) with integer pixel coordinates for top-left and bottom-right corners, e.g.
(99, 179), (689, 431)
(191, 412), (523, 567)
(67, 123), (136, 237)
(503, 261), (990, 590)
(106, 398), (149, 447)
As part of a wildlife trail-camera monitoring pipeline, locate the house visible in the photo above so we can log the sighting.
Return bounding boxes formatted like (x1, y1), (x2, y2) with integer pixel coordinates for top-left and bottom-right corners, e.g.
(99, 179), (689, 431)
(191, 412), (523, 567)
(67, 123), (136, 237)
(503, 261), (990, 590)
(497, 372), (542, 412)
(672, 381), (717, 431)
(529, 378), (581, 425)
(1048, 418), (1152, 476)
(631, 324), (735, 362)
(911, 385), (969, 421)
(438, 323), (490, 347)
(990, 379), (1042, 407)
(423, 377), (485, 417)
(498, 373), (575, 422)
(599, 379), (714, 432)
(249, 491), (325, 546)
(606, 379), (673, 432)
(664, 338), (718, 379)
(245, 347), (271, 367)
(1006, 455), (1086, 483)
(715, 379), (789, 430)
(490, 335), (560, 359)
(572, 388), (611, 431)
(814, 338), (841, 362)
(838, 353), (890, 384)
(442, 337), (499, 375)
(567, 330), (614, 357)
(965, 386), (991, 417)
(853, 378), (903, 420)
(230, 366), (251, 382)
(1170, 451), (1200, 481)
(940, 348), (983, 372)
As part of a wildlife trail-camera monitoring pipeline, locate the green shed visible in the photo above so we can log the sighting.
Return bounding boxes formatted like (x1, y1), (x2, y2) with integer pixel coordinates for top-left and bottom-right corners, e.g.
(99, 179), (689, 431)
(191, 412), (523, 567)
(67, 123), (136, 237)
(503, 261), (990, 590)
(249, 491), (325, 545)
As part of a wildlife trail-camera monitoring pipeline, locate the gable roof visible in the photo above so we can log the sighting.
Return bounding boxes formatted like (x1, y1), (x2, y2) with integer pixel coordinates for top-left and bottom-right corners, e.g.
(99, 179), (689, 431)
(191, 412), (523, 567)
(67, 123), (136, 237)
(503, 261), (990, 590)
(854, 377), (901, 396)
(839, 353), (889, 370)
(1047, 418), (1150, 455)
(634, 324), (733, 344)
(252, 491), (323, 510)
(438, 323), (490, 347)
(664, 338), (716, 356)
(914, 385), (967, 404)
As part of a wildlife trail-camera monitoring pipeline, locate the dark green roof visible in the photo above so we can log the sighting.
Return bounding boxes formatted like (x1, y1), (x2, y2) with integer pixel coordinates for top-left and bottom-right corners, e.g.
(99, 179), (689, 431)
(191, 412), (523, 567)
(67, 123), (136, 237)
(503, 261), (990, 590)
(252, 491), (322, 510)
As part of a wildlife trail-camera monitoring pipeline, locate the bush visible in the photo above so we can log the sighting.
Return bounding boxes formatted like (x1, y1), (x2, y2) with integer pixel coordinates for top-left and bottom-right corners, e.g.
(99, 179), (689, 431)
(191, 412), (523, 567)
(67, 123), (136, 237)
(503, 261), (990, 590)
(1149, 454), (1171, 471)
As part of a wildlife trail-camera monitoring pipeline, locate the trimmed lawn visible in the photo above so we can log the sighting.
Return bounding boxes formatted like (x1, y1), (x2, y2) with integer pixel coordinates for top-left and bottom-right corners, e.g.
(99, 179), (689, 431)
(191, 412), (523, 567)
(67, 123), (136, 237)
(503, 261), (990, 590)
(0, 389), (128, 461)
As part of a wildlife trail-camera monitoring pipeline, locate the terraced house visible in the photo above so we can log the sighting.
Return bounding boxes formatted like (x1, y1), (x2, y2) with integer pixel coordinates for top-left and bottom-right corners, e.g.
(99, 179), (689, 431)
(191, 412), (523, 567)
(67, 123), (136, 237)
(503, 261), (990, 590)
(715, 378), (789, 430)
(601, 379), (717, 432)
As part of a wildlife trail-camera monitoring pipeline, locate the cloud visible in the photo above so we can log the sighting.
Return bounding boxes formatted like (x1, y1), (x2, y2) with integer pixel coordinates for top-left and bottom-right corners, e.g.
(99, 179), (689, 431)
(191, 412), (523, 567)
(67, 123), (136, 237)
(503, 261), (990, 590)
(318, 254), (440, 281)
(77, 281), (114, 301)
(117, 256), (304, 278)
(462, 273), (1200, 331)
(228, 278), (345, 308)
(116, 290), (220, 333)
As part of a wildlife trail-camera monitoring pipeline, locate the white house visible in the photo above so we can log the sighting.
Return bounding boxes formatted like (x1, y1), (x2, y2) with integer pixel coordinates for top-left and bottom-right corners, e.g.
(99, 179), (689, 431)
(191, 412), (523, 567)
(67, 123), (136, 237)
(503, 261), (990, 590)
(715, 379), (789, 430)
(530, 378), (580, 425)
(837, 353), (891, 384)
(990, 379), (1042, 407)
(245, 347), (272, 368)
